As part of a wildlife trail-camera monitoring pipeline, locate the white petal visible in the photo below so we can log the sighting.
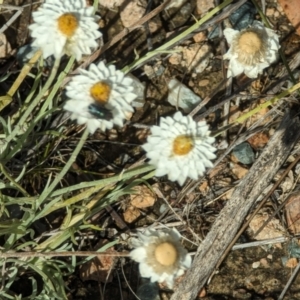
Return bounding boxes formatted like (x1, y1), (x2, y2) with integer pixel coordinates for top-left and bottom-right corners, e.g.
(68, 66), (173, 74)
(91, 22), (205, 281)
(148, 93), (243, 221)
(267, 50), (277, 64)
(139, 262), (154, 279)
(170, 228), (181, 240)
(181, 253), (192, 269)
(86, 119), (101, 134)
(227, 58), (244, 78)
(244, 65), (260, 78)
(130, 247), (147, 263)
(223, 28), (238, 44)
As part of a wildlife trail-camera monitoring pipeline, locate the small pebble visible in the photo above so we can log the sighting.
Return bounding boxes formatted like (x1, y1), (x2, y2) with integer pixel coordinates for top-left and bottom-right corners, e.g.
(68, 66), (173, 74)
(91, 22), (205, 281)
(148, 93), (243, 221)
(218, 140), (229, 150)
(193, 32), (207, 43)
(266, 7), (276, 17)
(99, 0), (124, 9)
(198, 79), (210, 87)
(170, 44), (212, 73)
(285, 257), (298, 268)
(232, 142), (255, 165)
(164, 0), (187, 9)
(229, 2), (256, 30)
(208, 2), (256, 39)
(127, 74), (146, 108)
(167, 78), (204, 113)
(137, 282), (160, 300)
(230, 163), (248, 179)
(17, 44), (41, 66)
(120, 0), (146, 27)
(196, 0), (214, 15)
(260, 258), (269, 267)
(159, 203), (168, 214)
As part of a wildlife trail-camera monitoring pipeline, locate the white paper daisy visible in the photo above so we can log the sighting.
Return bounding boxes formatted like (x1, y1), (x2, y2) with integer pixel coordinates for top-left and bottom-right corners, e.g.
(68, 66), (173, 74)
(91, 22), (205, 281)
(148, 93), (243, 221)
(130, 228), (192, 288)
(29, 0), (102, 61)
(64, 61), (137, 133)
(223, 21), (280, 78)
(142, 111), (216, 185)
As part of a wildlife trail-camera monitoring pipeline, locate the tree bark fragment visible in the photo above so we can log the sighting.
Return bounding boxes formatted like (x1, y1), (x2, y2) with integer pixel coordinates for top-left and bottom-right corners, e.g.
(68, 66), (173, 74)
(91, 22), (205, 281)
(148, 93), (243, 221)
(171, 112), (300, 300)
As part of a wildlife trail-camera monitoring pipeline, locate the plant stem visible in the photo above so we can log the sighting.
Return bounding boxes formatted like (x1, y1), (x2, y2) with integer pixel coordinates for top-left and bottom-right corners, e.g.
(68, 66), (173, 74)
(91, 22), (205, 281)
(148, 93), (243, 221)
(36, 128), (90, 208)
(0, 56), (61, 155)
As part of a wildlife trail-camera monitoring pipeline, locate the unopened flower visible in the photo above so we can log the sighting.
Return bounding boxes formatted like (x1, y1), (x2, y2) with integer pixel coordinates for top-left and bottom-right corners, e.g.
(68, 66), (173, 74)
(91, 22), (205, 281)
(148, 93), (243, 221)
(223, 21), (280, 78)
(130, 228), (192, 287)
(64, 62), (137, 133)
(142, 112), (216, 185)
(29, 0), (101, 60)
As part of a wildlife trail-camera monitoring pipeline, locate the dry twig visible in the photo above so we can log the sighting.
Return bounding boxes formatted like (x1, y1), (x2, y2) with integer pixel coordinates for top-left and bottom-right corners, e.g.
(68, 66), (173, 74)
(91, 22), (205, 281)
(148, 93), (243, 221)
(171, 112), (300, 300)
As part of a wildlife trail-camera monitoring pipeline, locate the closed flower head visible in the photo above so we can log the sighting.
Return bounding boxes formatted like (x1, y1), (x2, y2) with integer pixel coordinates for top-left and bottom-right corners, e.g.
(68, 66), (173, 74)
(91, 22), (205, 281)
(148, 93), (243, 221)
(236, 30), (266, 65)
(223, 21), (280, 78)
(130, 228), (192, 288)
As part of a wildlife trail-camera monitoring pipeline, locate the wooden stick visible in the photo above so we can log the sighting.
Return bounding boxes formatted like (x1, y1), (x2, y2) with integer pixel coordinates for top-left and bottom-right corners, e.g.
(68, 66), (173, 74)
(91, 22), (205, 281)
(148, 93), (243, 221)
(171, 111), (300, 300)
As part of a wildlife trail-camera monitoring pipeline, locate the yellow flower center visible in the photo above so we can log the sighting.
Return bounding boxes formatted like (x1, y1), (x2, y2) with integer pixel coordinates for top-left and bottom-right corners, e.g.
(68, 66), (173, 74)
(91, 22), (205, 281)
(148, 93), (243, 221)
(57, 13), (78, 37)
(154, 242), (177, 266)
(173, 135), (194, 156)
(238, 31), (262, 55)
(90, 82), (111, 104)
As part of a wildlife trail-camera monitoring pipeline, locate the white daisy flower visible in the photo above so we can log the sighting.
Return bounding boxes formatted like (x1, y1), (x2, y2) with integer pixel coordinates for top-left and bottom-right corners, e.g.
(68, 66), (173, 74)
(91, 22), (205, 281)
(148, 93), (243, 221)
(29, 0), (102, 61)
(130, 228), (192, 288)
(223, 21), (280, 78)
(64, 61), (137, 133)
(142, 111), (216, 186)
